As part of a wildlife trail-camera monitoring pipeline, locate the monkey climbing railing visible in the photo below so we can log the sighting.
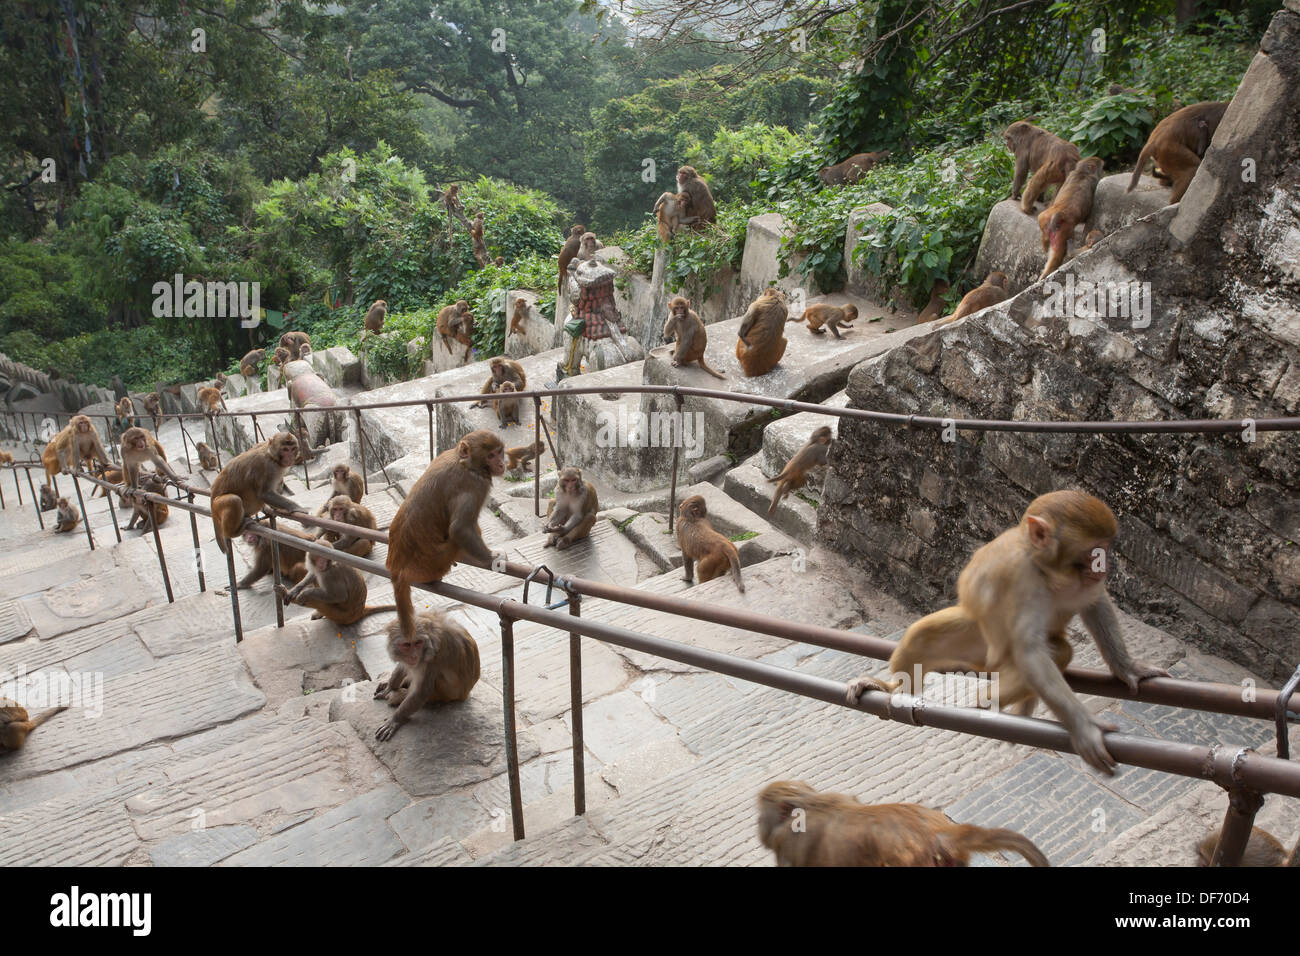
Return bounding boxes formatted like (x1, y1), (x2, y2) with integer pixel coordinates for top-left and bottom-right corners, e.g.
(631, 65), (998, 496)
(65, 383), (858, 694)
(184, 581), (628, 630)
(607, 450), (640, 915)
(4, 388), (1300, 866)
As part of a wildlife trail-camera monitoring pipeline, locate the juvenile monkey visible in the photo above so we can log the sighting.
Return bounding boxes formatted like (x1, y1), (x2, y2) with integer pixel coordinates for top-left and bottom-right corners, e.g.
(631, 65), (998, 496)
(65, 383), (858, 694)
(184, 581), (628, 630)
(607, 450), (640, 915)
(1127, 101), (1228, 204)
(577, 232), (602, 261)
(494, 256), (505, 267)
(209, 432), (302, 554)
(1081, 229), (1104, 251)
(125, 473), (170, 531)
(276, 545), (395, 626)
(45, 414), (110, 481)
(271, 346), (292, 368)
(735, 288), (789, 377)
(436, 300), (474, 361)
(471, 356), (526, 408)
(214, 371), (227, 388)
(364, 299), (387, 335)
(197, 385), (227, 413)
(1, 699), (67, 750)
(141, 392), (162, 430)
(675, 166), (717, 226)
(557, 224), (584, 293)
(53, 497), (80, 532)
(506, 438), (544, 474)
(495, 381), (521, 428)
(845, 490), (1167, 774)
(768, 426), (832, 515)
(935, 271), (1009, 326)
(319, 463), (363, 505)
(676, 494), (743, 592)
(39, 484), (57, 512)
(1038, 157), (1104, 279)
(662, 296), (725, 379)
(1003, 121), (1081, 213)
(240, 349), (266, 379)
(653, 190), (689, 242)
(816, 151), (891, 186)
(917, 280), (950, 324)
(237, 525), (314, 589)
(374, 610), (481, 741)
(1196, 826), (1292, 867)
(758, 780), (1049, 867)
(802, 303), (858, 339)
(196, 442), (219, 471)
(508, 299), (529, 337)
(120, 426), (179, 491)
(0, 450), (12, 466)
(115, 397), (136, 430)
(316, 493), (378, 558)
(279, 330), (311, 361)
(544, 466), (598, 550)
(470, 211), (489, 267)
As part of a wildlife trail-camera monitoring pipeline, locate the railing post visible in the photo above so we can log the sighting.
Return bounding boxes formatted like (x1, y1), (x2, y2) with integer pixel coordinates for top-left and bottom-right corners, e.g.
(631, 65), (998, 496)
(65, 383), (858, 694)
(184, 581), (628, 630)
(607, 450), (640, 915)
(24, 467), (45, 530)
(70, 473), (94, 551)
(268, 513), (285, 628)
(103, 483), (123, 544)
(533, 396), (542, 517)
(499, 610), (525, 840)
(187, 490), (206, 593)
(668, 392), (683, 533)
(150, 489), (175, 604)
(225, 545), (244, 643)
(294, 412), (310, 490)
(354, 408), (368, 496)
(568, 590), (585, 817)
(1274, 663), (1300, 760)
(9, 466), (20, 506)
(1210, 786), (1264, 867)
(427, 402), (434, 461)
(178, 417), (194, 472)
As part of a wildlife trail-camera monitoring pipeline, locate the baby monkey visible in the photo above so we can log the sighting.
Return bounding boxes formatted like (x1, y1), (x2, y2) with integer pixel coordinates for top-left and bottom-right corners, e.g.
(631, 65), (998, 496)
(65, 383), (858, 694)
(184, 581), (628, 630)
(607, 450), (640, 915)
(768, 426), (832, 515)
(53, 497), (80, 532)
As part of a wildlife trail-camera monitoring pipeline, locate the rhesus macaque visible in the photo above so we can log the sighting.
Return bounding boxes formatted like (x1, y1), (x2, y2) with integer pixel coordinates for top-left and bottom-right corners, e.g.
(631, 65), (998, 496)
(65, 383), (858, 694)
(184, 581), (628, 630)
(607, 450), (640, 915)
(214, 371), (227, 387)
(802, 303), (858, 339)
(196, 442), (219, 471)
(312, 463), (363, 509)
(141, 392), (162, 427)
(209, 432), (302, 554)
(125, 473), (170, 532)
(120, 426), (178, 491)
(557, 224), (584, 293)
(676, 166), (717, 226)
(544, 466), (598, 550)
(0, 699), (67, 750)
(53, 497), (80, 533)
(506, 438), (544, 475)
(495, 381), (521, 428)
(279, 330), (311, 361)
(364, 299), (387, 335)
(1196, 826), (1293, 867)
(735, 287), (789, 377)
(470, 210), (489, 267)
(237, 525), (315, 589)
(374, 610), (481, 741)
(441, 182), (462, 220)
(662, 296), (725, 379)
(271, 346), (291, 368)
(757, 780), (1049, 867)
(935, 271), (1010, 326)
(276, 545), (395, 626)
(386, 430), (506, 641)
(197, 385), (227, 413)
(817, 151), (891, 186)
(39, 484), (57, 512)
(92, 466), (123, 498)
(0, 450), (11, 466)
(115, 397), (136, 429)
(436, 300), (474, 361)
(845, 490), (1167, 774)
(316, 494), (378, 558)
(653, 190), (689, 242)
(1082, 229), (1104, 251)
(1127, 101), (1228, 204)
(676, 494), (743, 592)
(508, 299), (529, 337)
(44, 414), (110, 481)
(768, 426), (832, 515)
(917, 280), (950, 324)
(1003, 121), (1082, 214)
(471, 356), (526, 408)
(494, 256), (505, 267)
(577, 232), (603, 261)
(240, 349), (265, 378)
(1038, 156), (1105, 279)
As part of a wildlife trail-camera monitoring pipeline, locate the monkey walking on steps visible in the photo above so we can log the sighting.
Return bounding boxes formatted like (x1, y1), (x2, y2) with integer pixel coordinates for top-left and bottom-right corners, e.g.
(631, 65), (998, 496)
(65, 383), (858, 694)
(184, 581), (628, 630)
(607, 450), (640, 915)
(1, 699), (68, 750)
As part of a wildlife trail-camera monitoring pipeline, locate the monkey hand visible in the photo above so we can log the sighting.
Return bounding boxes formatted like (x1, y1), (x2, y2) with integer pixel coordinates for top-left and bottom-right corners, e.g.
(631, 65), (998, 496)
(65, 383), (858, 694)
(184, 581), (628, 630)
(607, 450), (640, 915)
(1071, 716), (1119, 774)
(375, 718), (402, 741)
(373, 680), (390, 699)
(1115, 659), (1169, 692)
(845, 675), (894, 705)
(274, 583), (292, 604)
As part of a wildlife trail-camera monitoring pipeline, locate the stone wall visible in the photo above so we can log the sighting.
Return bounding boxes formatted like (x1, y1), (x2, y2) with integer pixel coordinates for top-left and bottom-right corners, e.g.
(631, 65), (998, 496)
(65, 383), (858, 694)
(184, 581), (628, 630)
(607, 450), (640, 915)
(819, 3), (1300, 682)
(0, 353), (115, 412)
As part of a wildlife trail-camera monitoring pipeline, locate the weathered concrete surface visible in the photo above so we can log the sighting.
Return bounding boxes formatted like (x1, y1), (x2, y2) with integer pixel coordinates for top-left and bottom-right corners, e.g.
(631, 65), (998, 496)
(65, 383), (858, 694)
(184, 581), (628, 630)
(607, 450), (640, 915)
(737, 213), (809, 306)
(505, 292), (554, 359)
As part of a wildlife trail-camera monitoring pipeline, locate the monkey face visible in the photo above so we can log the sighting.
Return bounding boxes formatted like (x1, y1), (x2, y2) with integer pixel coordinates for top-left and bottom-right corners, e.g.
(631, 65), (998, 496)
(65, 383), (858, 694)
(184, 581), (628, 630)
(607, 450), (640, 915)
(393, 637), (421, 667)
(486, 445), (506, 477)
(312, 555), (331, 571)
(274, 436), (298, 466)
(678, 495), (706, 520)
(243, 532), (259, 546)
(331, 505), (348, 522)
(333, 466), (347, 480)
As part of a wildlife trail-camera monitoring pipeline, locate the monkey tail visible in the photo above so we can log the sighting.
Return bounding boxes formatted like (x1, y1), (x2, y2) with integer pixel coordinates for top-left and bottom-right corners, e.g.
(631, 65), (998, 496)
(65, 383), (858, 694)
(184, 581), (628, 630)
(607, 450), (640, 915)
(729, 548), (745, 593)
(211, 493), (244, 554)
(1127, 142), (1155, 192)
(942, 825), (1049, 867)
(394, 581), (416, 639)
(359, 604), (399, 621)
(698, 358), (726, 380)
(28, 705), (68, 730)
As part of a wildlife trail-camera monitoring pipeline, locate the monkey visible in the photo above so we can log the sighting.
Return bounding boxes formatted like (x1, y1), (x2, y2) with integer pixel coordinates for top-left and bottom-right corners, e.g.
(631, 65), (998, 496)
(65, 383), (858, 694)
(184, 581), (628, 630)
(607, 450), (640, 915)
(196, 442), (219, 471)
(39, 484), (57, 512)
(436, 300), (474, 361)
(676, 494), (743, 592)
(374, 610), (481, 741)
(735, 287), (789, 377)
(801, 303), (858, 339)
(1081, 229), (1104, 251)
(271, 347), (291, 369)
(386, 430), (506, 642)
(1037, 156), (1105, 279)
(934, 271), (1010, 326)
(115, 397), (136, 431)
(276, 545), (396, 627)
(1127, 102), (1228, 204)
(577, 232), (602, 261)
(0, 450), (11, 466)
(125, 472), (170, 532)
(298, 341), (311, 359)
(816, 151), (891, 186)
(120, 426), (179, 492)
(316, 493), (378, 558)
(236, 525), (315, 589)
(768, 426), (832, 515)
(44, 414), (110, 482)
(917, 280), (950, 324)
(1196, 826), (1292, 867)
(845, 490), (1168, 774)
(544, 466), (598, 550)
(494, 256), (505, 267)
(470, 210), (489, 267)
(240, 349), (265, 379)
(508, 299), (529, 337)
(214, 371), (227, 388)
(364, 299), (387, 335)
(495, 381), (521, 428)
(53, 497), (80, 533)
(506, 438), (544, 475)
(1003, 121), (1082, 214)
(197, 385), (227, 413)
(279, 330), (311, 361)
(675, 166), (717, 227)
(661, 296), (726, 379)
(111, 374), (127, 401)
(0, 699), (67, 750)
(471, 356), (526, 408)
(91, 466), (123, 498)
(140, 392), (162, 431)
(757, 780), (1049, 867)
(316, 463), (362, 506)
(653, 190), (690, 242)
(209, 432), (302, 554)
(557, 224), (584, 294)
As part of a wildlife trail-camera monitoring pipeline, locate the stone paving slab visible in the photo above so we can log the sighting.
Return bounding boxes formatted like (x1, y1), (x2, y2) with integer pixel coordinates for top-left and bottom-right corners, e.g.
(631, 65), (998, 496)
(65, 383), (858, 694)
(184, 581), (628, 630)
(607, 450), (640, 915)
(149, 824), (260, 867)
(18, 564), (155, 641)
(724, 457), (819, 539)
(0, 782), (143, 866)
(434, 351), (566, 455)
(387, 834), (475, 866)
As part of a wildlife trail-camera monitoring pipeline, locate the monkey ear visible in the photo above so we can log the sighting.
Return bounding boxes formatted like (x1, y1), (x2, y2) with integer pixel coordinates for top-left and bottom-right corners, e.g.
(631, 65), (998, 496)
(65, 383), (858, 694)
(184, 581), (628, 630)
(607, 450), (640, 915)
(457, 440), (471, 461)
(1026, 514), (1053, 548)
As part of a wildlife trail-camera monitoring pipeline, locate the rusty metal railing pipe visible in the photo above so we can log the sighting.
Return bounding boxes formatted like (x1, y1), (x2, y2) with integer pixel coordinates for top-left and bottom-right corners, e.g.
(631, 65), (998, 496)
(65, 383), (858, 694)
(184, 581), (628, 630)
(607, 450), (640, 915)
(23, 466), (44, 530)
(568, 590), (586, 817)
(70, 473), (94, 551)
(498, 609), (525, 840)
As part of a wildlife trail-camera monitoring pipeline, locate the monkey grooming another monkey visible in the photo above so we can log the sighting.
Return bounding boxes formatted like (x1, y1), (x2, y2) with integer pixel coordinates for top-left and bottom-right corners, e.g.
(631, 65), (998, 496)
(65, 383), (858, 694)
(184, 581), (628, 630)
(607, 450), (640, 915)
(209, 432), (302, 554)
(675, 166), (717, 227)
(53, 497), (80, 532)
(757, 780), (1049, 867)
(934, 271), (1009, 326)
(557, 224), (584, 294)
(237, 526), (314, 589)
(1038, 156), (1104, 279)
(802, 303), (858, 339)
(364, 299), (387, 335)
(1003, 121), (1081, 214)
(506, 438), (544, 475)
(544, 466), (598, 550)
(662, 296), (725, 379)
(196, 442), (219, 471)
(1127, 101), (1228, 204)
(124, 473), (170, 531)
(436, 300), (475, 361)
(653, 190), (689, 242)
(1, 699), (68, 750)
(279, 330), (311, 361)
(768, 426), (832, 515)
(240, 349), (266, 379)
(1196, 826), (1294, 867)
(735, 288), (789, 377)
(276, 545), (395, 627)
(495, 381), (522, 428)
(374, 610), (481, 741)
(917, 280), (950, 324)
(317, 494), (378, 558)
(120, 426), (179, 491)
(816, 151), (891, 186)
(845, 490), (1167, 774)
(676, 495), (743, 592)
(471, 357), (526, 408)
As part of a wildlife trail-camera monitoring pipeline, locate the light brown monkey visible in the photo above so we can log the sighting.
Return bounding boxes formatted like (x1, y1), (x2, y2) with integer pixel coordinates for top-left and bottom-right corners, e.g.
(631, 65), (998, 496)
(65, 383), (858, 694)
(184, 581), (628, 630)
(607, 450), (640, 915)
(935, 271), (1010, 326)
(817, 151), (891, 186)
(735, 287), (789, 377)
(240, 349), (265, 378)
(1082, 229), (1104, 251)
(441, 183), (462, 236)
(271, 346), (291, 368)
(214, 371), (227, 387)
(237, 525), (314, 589)
(495, 381), (521, 428)
(845, 490), (1167, 774)
(125, 472), (170, 532)
(1038, 156), (1105, 279)
(0, 450), (12, 466)
(436, 300), (474, 361)
(662, 296), (725, 379)
(653, 190), (690, 242)
(675, 166), (716, 226)
(209, 432), (302, 554)
(374, 610), (481, 741)
(768, 426), (832, 515)
(1003, 121), (1082, 214)
(91, 466), (123, 498)
(1196, 826), (1292, 867)
(506, 438), (544, 474)
(470, 211), (489, 267)
(279, 330), (311, 361)
(757, 780), (1049, 867)
(316, 493), (378, 558)
(471, 356), (526, 408)
(0, 699), (67, 750)
(1128, 101), (1228, 204)
(557, 224), (584, 293)
(544, 466), (598, 550)
(53, 496), (80, 532)
(316, 463), (363, 506)
(386, 431), (506, 641)
(802, 303), (858, 339)
(196, 442), (219, 471)
(676, 494), (743, 592)
(508, 299), (529, 337)
(494, 256), (505, 267)
(120, 426), (178, 491)
(917, 280), (950, 324)
(197, 386), (227, 413)
(577, 232), (602, 261)
(141, 392), (162, 430)
(43, 415), (110, 483)
(276, 545), (395, 626)
(115, 396), (135, 428)
(364, 299), (387, 335)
